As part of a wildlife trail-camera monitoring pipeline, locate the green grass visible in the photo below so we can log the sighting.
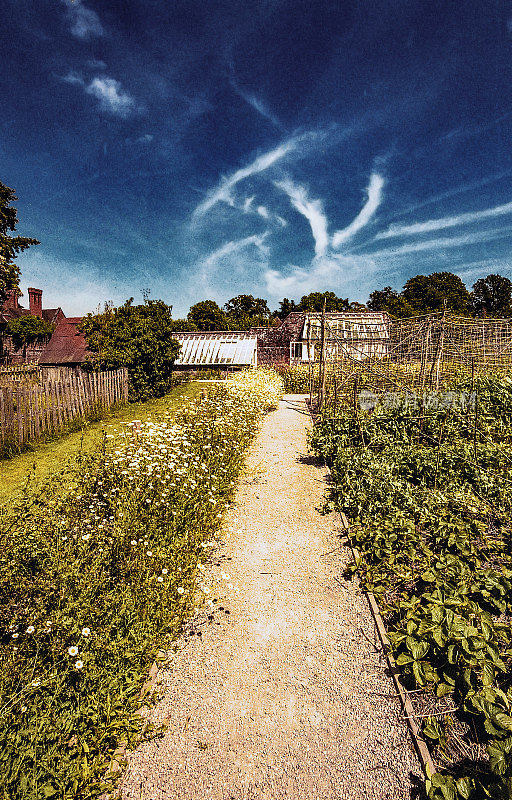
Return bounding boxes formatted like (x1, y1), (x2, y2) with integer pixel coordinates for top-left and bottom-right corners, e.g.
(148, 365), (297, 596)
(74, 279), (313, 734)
(0, 382), (202, 505)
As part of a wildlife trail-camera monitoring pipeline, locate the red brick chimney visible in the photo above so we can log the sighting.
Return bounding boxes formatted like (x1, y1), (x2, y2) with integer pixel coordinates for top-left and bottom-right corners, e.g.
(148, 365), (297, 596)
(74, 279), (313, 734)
(28, 288), (43, 318)
(3, 288), (20, 311)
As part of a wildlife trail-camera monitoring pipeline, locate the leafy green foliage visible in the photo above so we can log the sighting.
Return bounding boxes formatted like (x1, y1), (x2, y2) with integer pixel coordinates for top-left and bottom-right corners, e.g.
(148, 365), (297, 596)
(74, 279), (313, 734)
(223, 294), (271, 328)
(0, 182), (39, 303)
(80, 298), (181, 401)
(187, 300), (227, 331)
(402, 272), (470, 314)
(297, 290), (350, 312)
(470, 274), (512, 318)
(310, 375), (512, 799)
(7, 315), (55, 349)
(367, 286), (414, 318)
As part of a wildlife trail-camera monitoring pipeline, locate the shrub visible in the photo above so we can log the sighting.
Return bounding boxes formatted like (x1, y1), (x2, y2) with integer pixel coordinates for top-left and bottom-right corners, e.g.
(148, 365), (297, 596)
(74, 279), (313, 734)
(80, 299), (181, 402)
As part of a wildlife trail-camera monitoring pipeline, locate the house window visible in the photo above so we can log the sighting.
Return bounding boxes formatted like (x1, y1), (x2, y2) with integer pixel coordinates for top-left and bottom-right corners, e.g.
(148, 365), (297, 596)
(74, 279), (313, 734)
(290, 341), (302, 361)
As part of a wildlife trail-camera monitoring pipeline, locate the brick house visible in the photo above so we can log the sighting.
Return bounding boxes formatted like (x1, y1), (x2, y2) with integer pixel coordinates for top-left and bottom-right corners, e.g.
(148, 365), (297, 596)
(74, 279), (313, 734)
(0, 288), (65, 365)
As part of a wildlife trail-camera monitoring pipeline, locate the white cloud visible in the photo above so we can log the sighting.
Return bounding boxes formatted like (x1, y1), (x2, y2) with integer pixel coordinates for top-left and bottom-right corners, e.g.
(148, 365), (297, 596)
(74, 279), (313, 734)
(200, 233), (269, 272)
(136, 134), (154, 143)
(60, 70), (85, 86)
(243, 196), (255, 212)
(230, 81), (282, 129)
(377, 199), (512, 239)
(257, 205), (270, 219)
(194, 233), (270, 299)
(367, 225), (512, 257)
(193, 133), (315, 218)
(63, 0), (104, 39)
(274, 178), (329, 257)
(264, 252), (378, 299)
(332, 173), (385, 248)
(85, 77), (136, 117)
(87, 59), (107, 69)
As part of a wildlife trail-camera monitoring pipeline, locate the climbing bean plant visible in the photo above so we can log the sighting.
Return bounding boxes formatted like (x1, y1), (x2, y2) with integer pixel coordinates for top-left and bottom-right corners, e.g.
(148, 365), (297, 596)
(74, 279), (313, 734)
(310, 374), (512, 800)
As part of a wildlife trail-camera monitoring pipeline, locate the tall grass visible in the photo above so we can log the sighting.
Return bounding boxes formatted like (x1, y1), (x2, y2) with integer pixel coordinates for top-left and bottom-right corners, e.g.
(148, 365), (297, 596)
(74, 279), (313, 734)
(0, 369), (283, 800)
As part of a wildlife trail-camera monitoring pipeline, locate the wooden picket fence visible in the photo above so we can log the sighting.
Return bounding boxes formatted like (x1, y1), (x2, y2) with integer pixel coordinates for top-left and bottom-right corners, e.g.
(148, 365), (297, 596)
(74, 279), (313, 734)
(0, 368), (129, 449)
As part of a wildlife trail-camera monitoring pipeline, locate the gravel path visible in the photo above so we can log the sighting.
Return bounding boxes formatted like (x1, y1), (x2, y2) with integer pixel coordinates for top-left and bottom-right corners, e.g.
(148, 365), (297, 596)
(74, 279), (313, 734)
(122, 394), (421, 800)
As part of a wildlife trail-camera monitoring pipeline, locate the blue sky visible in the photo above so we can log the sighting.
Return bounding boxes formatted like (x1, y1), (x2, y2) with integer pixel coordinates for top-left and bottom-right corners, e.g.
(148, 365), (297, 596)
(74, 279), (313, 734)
(3, 0), (512, 316)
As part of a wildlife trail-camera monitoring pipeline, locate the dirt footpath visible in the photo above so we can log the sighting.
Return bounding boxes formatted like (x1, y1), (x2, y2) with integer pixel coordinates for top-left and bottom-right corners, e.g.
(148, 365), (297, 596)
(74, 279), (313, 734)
(122, 395), (421, 800)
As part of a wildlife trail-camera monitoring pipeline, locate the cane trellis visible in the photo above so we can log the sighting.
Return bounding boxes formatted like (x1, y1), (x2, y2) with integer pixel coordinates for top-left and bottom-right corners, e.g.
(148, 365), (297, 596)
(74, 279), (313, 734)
(305, 312), (512, 405)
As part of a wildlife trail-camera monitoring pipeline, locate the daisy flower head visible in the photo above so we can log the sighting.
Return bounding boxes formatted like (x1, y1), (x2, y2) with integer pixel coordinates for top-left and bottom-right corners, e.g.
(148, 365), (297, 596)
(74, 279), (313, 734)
(68, 646), (79, 657)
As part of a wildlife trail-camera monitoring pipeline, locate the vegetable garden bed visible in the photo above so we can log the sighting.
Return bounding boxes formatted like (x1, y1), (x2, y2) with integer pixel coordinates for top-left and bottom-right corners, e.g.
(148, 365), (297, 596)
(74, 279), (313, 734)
(310, 374), (512, 800)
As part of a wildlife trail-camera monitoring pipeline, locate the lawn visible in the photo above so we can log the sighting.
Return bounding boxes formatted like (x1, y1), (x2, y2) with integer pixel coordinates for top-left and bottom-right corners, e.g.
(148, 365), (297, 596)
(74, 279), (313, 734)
(0, 381), (202, 505)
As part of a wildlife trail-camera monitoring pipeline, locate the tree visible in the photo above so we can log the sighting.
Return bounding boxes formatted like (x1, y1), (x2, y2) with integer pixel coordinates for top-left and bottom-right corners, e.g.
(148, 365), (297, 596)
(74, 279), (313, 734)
(80, 298), (181, 401)
(187, 300), (227, 331)
(0, 182), (39, 304)
(469, 274), (512, 317)
(224, 295), (271, 328)
(367, 286), (414, 318)
(278, 298), (299, 317)
(7, 316), (55, 351)
(170, 317), (198, 332)
(298, 291), (349, 312)
(402, 272), (470, 315)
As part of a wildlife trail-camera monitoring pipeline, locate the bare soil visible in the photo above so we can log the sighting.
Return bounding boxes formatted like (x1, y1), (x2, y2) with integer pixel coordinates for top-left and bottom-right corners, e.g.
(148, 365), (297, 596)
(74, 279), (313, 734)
(121, 395), (422, 800)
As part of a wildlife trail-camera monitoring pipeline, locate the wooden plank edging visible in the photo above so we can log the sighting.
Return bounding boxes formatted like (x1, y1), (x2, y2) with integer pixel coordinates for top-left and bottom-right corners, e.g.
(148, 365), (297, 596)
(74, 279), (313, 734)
(338, 510), (436, 778)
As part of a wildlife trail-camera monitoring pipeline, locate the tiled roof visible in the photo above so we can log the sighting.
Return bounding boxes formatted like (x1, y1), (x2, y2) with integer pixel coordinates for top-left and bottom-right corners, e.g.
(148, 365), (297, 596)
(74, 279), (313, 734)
(42, 308), (63, 323)
(38, 318), (89, 364)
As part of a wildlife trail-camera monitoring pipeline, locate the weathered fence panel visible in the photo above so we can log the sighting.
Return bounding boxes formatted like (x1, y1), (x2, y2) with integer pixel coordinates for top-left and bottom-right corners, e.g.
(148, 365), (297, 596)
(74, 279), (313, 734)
(0, 368), (128, 450)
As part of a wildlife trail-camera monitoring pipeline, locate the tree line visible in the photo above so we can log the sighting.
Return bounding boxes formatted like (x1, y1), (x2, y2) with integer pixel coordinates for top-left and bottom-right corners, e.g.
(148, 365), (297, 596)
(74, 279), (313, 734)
(180, 272), (512, 332)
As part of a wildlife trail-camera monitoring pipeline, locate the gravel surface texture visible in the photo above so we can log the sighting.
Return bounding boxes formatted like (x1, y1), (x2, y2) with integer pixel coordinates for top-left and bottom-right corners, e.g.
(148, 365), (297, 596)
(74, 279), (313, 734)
(122, 394), (422, 800)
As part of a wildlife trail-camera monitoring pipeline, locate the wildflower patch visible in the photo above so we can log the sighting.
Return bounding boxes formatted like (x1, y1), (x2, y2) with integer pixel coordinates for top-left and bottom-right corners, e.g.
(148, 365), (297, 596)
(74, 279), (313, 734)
(0, 368), (283, 800)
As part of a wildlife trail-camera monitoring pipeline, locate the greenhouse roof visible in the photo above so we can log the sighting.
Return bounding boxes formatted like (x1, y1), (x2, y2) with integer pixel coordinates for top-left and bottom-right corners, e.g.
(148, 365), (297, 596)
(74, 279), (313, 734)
(174, 332), (257, 366)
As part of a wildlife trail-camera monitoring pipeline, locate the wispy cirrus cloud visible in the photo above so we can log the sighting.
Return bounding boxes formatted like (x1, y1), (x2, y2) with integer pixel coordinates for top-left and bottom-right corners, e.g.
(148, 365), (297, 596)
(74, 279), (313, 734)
(200, 232), (269, 271)
(331, 173), (385, 248)
(240, 196), (286, 226)
(274, 178), (329, 256)
(275, 172), (384, 257)
(377, 199), (512, 239)
(366, 225), (512, 256)
(230, 79), (282, 129)
(62, 0), (104, 39)
(196, 232), (270, 297)
(192, 132), (318, 218)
